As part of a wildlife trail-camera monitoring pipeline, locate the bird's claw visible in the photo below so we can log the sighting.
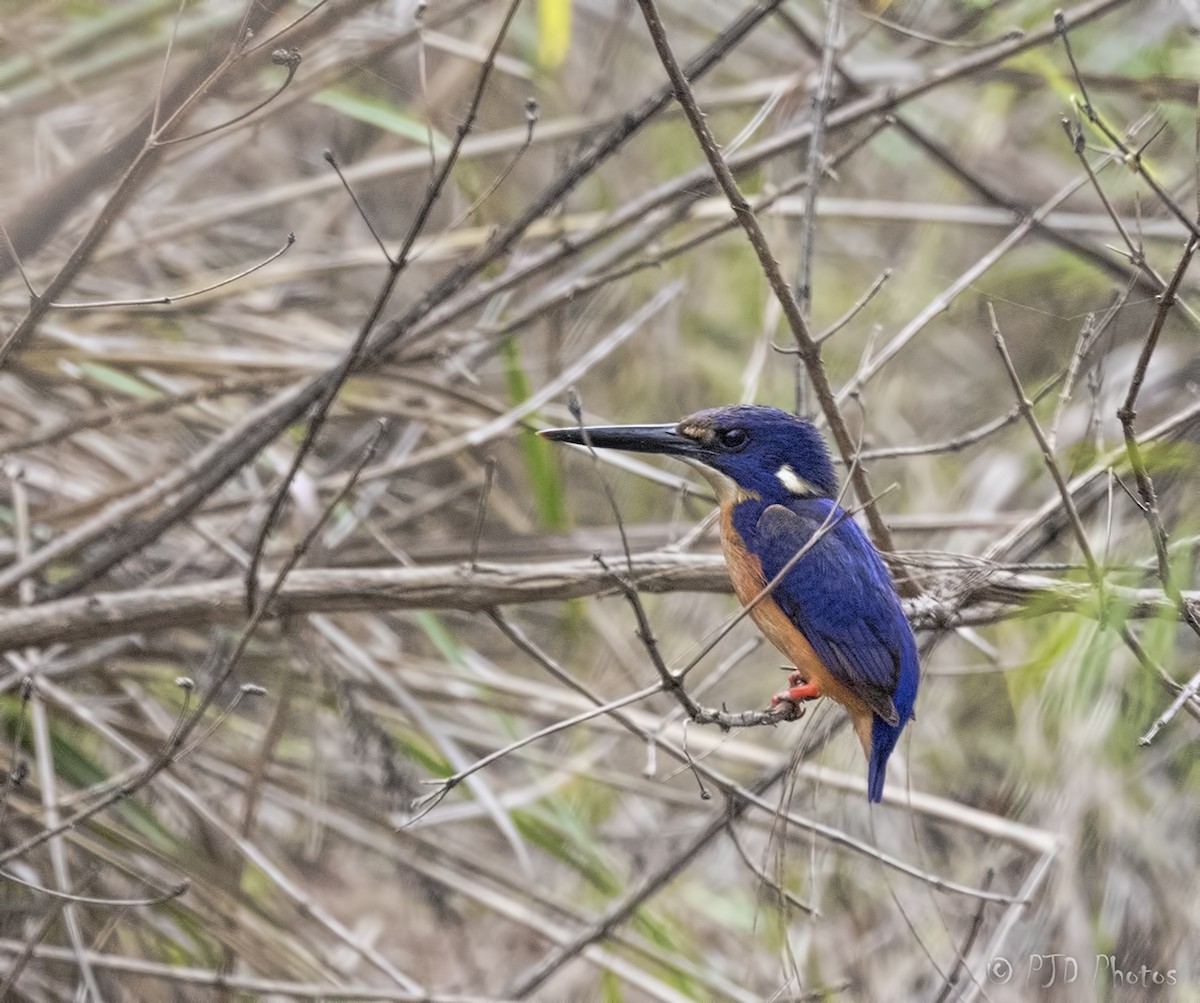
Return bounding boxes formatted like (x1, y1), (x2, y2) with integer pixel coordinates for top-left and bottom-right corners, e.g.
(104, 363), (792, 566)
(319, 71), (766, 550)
(769, 670), (823, 714)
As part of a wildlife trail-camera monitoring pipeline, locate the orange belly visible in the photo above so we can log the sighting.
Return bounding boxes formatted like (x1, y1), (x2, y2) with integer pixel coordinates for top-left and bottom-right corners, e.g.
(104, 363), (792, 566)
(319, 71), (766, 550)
(720, 503), (875, 755)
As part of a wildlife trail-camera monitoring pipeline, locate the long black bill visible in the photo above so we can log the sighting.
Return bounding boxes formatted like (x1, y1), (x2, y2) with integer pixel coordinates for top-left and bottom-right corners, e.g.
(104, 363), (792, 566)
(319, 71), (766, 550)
(538, 423), (702, 459)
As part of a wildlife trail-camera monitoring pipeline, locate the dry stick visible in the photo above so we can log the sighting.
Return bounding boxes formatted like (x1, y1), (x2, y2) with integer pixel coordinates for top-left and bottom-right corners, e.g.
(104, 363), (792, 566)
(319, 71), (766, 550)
(960, 850), (1057, 1003)
(431, 96), (540, 241)
(0, 896), (68, 999)
(324, 150), (391, 260)
(1048, 311), (1101, 455)
(47, 232), (295, 309)
(646, 638), (762, 779)
(852, 4), (1019, 49)
(7, 555), (1200, 654)
(989, 305), (1101, 581)
(1117, 238), (1200, 599)
(0, 868), (186, 908)
(31, 0), (781, 606)
(632, 0), (899, 577)
(816, 268), (891, 346)
(570, 392), (637, 572)
(667, 635), (759, 704)
(0, 942), (486, 1003)
(242, 0), (523, 612)
(791, 0), (842, 410)
(932, 869), (995, 1003)
(0, 551), (729, 650)
(596, 556), (798, 731)
(237, 679), (294, 837)
(1114, 236), (1200, 744)
(410, 682), (664, 816)
(468, 456), (497, 571)
(13, 464), (99, 1000)
(726, 823), (817, 917)
(0, 677), (31, 829)
(28, 684), (104, 1002)
(156, 46), (302, 147)
(1061, 115), (1142, 264)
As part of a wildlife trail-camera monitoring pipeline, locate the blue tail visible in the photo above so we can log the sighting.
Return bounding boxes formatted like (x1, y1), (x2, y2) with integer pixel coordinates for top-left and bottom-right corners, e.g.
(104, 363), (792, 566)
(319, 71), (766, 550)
(867, 635), (920, 803)
(867, 718), (903, 802)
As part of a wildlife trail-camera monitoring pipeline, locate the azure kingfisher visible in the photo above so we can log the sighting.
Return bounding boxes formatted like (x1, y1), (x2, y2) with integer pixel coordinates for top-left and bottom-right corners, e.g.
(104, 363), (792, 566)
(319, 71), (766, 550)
(540, 404), (918, 802)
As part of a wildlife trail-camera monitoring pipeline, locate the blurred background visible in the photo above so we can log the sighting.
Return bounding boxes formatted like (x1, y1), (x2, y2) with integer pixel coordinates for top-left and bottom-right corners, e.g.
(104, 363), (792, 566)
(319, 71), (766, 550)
(0, 0), (1197, 999)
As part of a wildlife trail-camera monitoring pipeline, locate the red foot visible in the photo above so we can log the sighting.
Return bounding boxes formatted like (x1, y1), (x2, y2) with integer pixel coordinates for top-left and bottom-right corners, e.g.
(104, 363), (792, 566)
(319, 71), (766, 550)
(769, 670), (824, 709)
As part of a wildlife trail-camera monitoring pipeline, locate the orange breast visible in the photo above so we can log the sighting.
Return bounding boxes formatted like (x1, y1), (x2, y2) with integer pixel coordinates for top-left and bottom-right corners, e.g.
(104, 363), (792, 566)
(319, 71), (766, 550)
(719, 501), (875, 755)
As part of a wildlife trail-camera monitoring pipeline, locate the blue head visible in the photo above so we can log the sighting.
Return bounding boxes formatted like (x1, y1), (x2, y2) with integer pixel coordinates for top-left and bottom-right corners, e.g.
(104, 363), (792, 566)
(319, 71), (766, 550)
(539, 405), (838, 504)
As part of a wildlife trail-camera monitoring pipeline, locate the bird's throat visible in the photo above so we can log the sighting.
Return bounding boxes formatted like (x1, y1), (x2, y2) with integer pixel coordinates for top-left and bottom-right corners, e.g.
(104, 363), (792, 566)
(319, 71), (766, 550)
(684, 459), (758, 505)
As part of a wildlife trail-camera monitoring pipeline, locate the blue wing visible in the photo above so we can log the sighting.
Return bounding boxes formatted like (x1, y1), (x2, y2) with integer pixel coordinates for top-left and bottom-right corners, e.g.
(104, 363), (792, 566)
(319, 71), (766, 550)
(736, 499), (912, 725)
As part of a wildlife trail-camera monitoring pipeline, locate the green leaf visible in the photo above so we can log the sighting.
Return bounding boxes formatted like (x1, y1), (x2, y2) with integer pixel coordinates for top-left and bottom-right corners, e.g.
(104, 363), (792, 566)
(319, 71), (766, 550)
(76, 362), (159, 399)
(412, 610), (466, 666)
(500, 335), (568, 529)
(310, 86), (451, 153)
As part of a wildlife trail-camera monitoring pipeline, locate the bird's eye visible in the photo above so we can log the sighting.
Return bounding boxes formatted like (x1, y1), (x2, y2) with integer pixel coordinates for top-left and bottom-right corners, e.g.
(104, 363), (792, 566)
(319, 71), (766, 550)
(717, 428), (748, 450)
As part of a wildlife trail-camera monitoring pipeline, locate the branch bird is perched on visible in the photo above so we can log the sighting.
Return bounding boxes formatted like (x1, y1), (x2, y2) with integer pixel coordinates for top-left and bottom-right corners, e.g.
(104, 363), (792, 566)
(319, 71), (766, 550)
(540, 405), (918, 802)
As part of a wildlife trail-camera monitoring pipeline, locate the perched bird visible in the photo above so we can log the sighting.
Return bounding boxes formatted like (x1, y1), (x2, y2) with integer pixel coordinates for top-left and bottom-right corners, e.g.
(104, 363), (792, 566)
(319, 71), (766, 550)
(540, 405), (918, 802)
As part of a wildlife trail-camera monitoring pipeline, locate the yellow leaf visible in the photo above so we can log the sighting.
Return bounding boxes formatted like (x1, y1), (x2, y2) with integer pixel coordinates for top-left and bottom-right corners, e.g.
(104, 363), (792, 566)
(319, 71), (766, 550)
(537, 0), (571, 69)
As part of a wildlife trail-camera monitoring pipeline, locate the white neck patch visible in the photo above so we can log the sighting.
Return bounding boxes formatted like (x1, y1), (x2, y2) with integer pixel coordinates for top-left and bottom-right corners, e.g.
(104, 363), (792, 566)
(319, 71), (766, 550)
(776, 463), (819, 496)
(684, 459), (758, 504)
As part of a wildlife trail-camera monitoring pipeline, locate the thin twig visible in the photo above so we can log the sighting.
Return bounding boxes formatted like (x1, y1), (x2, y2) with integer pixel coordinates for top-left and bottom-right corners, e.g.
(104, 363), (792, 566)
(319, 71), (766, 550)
(1056, 11), (1200, 243)
(325, 149), (392, 262)
(1115, 237), (1199, 594)
(632, 0), (900, 576)
(933, 869), (994, 1003)
(46, 233), (295, 309)
(792, 0), (843, 407)
(988, 304), (1101, 583)
(0, 869), (187, 908)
